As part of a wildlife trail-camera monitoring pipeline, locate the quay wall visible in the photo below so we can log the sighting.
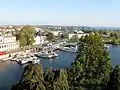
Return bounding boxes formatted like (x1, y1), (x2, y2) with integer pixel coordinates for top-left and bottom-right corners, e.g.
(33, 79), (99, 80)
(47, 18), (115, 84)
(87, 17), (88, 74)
(0, 54), (9, 60)
(0, 50), (31, 61)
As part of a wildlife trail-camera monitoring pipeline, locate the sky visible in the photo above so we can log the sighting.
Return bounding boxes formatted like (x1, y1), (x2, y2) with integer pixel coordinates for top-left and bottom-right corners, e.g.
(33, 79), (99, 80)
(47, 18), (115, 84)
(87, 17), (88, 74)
(0, 0), (120, 27)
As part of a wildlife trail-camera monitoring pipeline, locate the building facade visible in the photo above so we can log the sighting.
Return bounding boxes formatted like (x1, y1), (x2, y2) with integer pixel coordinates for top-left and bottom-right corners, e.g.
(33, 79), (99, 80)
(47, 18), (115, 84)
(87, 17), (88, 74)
(69, 30), (89, 39)
(50, 31), (61, 37)
(34, 36), (46, 45)
(0, 34), (19, 52)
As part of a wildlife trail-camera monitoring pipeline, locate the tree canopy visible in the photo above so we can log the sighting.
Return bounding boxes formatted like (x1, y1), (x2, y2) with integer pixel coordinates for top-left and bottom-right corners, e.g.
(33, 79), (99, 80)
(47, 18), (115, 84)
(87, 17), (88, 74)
(19, 25), (35, 49)
(68, 33), (112, 89)
(107, 65), (120, 90)
(46, 32), (55, 42)
(12, 65), (69, 90)
(70, 34), (79, 42)
(12, 63), (46, 90)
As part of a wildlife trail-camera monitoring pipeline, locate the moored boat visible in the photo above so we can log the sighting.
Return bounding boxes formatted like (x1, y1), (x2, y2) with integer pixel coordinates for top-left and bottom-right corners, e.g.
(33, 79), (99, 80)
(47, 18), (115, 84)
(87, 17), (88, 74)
(35, 51), (58, 59)
(60, 45), (78, 53)
(32, 56), (40, 64)
(18, 59), (28, 64)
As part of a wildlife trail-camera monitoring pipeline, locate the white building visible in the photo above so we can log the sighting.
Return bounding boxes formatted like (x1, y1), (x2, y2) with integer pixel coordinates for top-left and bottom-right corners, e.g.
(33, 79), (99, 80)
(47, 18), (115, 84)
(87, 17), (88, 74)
(0, 34), (19, 52)
(69, 30), (89, 39)
(50, 31), (61, 37)
(34, 36), (46, 45)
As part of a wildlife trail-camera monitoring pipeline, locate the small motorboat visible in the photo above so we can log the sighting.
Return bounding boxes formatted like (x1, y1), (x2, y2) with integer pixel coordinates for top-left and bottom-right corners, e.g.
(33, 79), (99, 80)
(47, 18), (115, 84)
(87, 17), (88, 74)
(35, 51), (58, 59)
(60, 45), (78, 53)
(18, 59), (28, 64)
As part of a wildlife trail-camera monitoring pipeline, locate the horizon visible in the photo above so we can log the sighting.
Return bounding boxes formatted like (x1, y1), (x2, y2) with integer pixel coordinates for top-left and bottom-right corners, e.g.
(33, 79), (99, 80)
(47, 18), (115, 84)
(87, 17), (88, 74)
(0, 0), (120, 27)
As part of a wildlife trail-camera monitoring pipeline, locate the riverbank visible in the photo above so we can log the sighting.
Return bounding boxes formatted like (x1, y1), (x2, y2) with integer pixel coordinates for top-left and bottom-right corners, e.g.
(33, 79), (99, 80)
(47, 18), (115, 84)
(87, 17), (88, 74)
(103, 37), (120, 45)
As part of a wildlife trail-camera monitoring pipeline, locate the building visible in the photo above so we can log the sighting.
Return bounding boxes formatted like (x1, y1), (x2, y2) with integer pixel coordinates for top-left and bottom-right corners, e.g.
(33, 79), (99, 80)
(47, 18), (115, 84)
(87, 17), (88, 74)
(34, 36), (46, 45)
(69, 30), (89, 39)
(0, 34), (19, 52)
(50, 31), (61, 37)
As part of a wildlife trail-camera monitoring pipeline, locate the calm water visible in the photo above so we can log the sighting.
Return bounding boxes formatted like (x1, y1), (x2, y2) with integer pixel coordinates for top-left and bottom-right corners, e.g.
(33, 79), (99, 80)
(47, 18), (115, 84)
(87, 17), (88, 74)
(0, 46), (120, 90)
(109, 45), (120, 67)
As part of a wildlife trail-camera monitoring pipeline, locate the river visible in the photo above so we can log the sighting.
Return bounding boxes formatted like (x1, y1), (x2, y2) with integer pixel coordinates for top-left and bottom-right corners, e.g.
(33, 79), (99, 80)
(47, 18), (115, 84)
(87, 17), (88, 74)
(0, 46), (120, 90)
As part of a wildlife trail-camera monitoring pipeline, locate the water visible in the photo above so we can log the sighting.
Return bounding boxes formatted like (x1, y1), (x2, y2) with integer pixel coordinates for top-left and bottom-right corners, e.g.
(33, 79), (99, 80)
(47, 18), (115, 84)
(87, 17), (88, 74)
(0, 47), (120, 90)
(40, 50), (76, 69)
(0, 50), (77, 90)
(0, 61), (24, 90)
(109, 45), (120, 67)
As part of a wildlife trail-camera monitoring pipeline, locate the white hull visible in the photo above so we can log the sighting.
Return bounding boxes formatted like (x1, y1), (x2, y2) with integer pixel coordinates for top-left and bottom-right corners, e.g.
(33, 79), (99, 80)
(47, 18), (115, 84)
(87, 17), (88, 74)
(18, 60), (28, 64)
(32, 59), (40, 64)
(60, 47), (77, 53)
(35, 52), (58, 59)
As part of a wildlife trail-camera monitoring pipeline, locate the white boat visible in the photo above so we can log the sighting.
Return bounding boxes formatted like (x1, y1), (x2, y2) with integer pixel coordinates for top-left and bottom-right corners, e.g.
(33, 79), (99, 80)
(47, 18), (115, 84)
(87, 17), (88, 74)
(18, 59), (28, 64)
(35, 51), (58, 59)
(104, 44), (110, 51)
(11, 58), (18, 61)
(32, 59), (40, 64)
(60, 45), (78, 53)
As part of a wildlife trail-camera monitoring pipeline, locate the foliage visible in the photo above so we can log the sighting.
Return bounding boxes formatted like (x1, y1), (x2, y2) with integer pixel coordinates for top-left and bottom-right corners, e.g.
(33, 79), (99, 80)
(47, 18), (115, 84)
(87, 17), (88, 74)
(44, 68), (69, 90)
(11, 63), (46, 90)
(112, 38), (120, 45)
(19, 25), (35, 48)
(13, 28), (20, 40)
(19, 32), (27, 49)
(12, 64), (69, 90)
(46, 32), (55, 42)
(70, 34), (79, 42)
(53, 69), (69, 90)
(68, 34), (112, 88)
(107, 65), (120, 90)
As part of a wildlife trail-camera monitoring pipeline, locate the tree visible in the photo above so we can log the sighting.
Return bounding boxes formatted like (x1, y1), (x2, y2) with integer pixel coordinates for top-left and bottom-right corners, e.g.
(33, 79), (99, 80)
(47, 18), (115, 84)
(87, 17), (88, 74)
(46, 32), (55, 42)
(19, 25), (35, 49)
(44, 68), (69, 90)
(68, 34), (112, 89)
(19, 32), (27, 49)
(53, 69), (69, 90)
(44, 67), (55, 90)
(114, 33), (119, 39)
(70, 34), (79, 42)
(13, 28), (20, 40)
(11, 63), (46, 90)
(107, 65), (120, 90)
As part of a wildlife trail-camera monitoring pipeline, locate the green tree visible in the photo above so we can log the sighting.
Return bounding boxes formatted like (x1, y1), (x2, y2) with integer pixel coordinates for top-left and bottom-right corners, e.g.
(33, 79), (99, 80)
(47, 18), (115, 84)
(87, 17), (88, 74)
(44, 68), (69, 90)
(68, 34), (112, 89)
(13, 28), (20, 40)
(107, 65), (120, 90)
(19, 25), (35, 49)
(53, 69), (69, 90)
(46, 32), (55, 42)
(44, 67), (55, 90)
(70, 34), (79, 42)
(11, 63), (46, 90)
(114, 33), (119, 39)
(19, 32), (27, 49)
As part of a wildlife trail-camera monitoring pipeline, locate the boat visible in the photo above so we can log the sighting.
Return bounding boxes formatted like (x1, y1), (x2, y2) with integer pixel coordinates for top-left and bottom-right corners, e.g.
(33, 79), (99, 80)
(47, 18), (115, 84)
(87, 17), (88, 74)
(18, 59), (28, 64)
(60, 45), (78, 53)
(32, 59), (40, 64)
(35, 51), (58, 59)
(11, 58), (18, 61)
(31, 56), (40, 64)
(104, 44), (110, 51)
